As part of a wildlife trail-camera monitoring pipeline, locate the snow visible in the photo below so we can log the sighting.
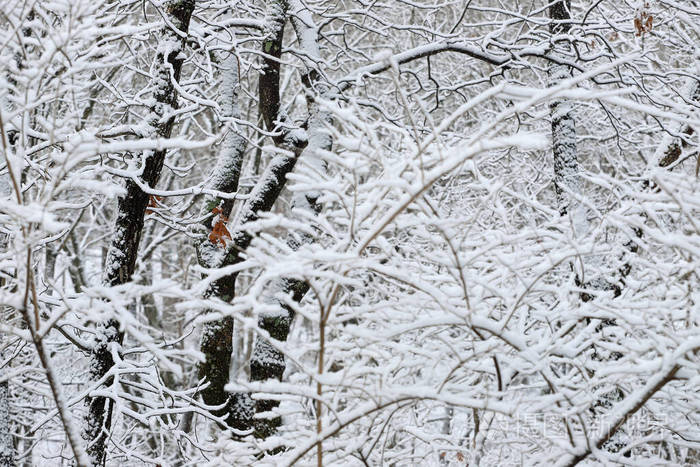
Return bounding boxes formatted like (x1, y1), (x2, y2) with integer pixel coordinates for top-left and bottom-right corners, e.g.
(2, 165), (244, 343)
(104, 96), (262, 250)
(2, 1), (699, 466)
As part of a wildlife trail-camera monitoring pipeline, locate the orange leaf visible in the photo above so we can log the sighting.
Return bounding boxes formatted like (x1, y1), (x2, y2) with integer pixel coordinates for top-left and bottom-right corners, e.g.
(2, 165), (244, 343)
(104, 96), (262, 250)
(634, 17), (643, 36)
(208, 214), (231, 247)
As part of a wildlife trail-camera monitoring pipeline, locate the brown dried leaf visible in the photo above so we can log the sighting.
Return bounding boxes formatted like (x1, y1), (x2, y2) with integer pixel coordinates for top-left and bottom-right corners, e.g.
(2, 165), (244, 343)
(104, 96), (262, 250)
(208, 207), (231, 247)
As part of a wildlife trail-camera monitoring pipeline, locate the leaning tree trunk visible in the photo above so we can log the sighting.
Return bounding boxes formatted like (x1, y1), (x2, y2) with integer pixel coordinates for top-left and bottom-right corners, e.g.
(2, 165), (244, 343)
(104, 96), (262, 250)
(196, 0), (308, 432)
(82, 2), (194, 465)
(249, 0), (333, 439)
(549, 3), (632, 453)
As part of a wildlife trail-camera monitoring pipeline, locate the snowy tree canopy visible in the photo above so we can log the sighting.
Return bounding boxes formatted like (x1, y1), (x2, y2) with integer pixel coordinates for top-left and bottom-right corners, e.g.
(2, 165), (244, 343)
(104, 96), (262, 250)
(0, 1), (699, 465)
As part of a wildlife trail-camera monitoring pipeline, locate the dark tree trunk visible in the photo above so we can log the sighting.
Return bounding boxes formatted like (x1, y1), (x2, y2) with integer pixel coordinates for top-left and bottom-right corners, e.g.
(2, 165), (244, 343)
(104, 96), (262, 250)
(248, 3), (332, 438)
(195, 51), (249, 428)
(196, 0), (308, 433)
(0, 267), (12, 467)
(83, 2), (195, 465)
(249, 280), (308, 438)
(548, 0), (581, 219)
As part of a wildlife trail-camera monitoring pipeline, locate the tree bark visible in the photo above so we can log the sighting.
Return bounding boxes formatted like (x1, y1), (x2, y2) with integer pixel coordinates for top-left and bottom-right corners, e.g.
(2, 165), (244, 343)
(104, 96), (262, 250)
(549, 1), (582, 221)
(197, 51), (248, 428)
(196, 0), (308, 432)
(657, 80), (700, 168)
(83, 2), (195, 465)
(0, 65), (16, 467)
(0, 380), (11, 467)
(249, 1), (332, 438)
(0, 245), (12, 467)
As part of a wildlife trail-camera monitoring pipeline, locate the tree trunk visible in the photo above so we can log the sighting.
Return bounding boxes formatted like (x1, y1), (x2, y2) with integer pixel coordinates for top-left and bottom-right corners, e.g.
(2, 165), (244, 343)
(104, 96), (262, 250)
(197, 0), (308, 432)
(249, 1), (332, 438)
(0, 256), (12, 467)
(0, 78), (15, 467)
(196, 50), (249, 427)
(549, 0), (583, 224)
(83, 2), (195, 465)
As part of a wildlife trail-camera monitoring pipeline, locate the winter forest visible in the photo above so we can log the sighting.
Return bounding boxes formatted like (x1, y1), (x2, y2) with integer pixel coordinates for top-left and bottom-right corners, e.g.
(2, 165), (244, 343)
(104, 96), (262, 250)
(0, 0), (699, 465)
